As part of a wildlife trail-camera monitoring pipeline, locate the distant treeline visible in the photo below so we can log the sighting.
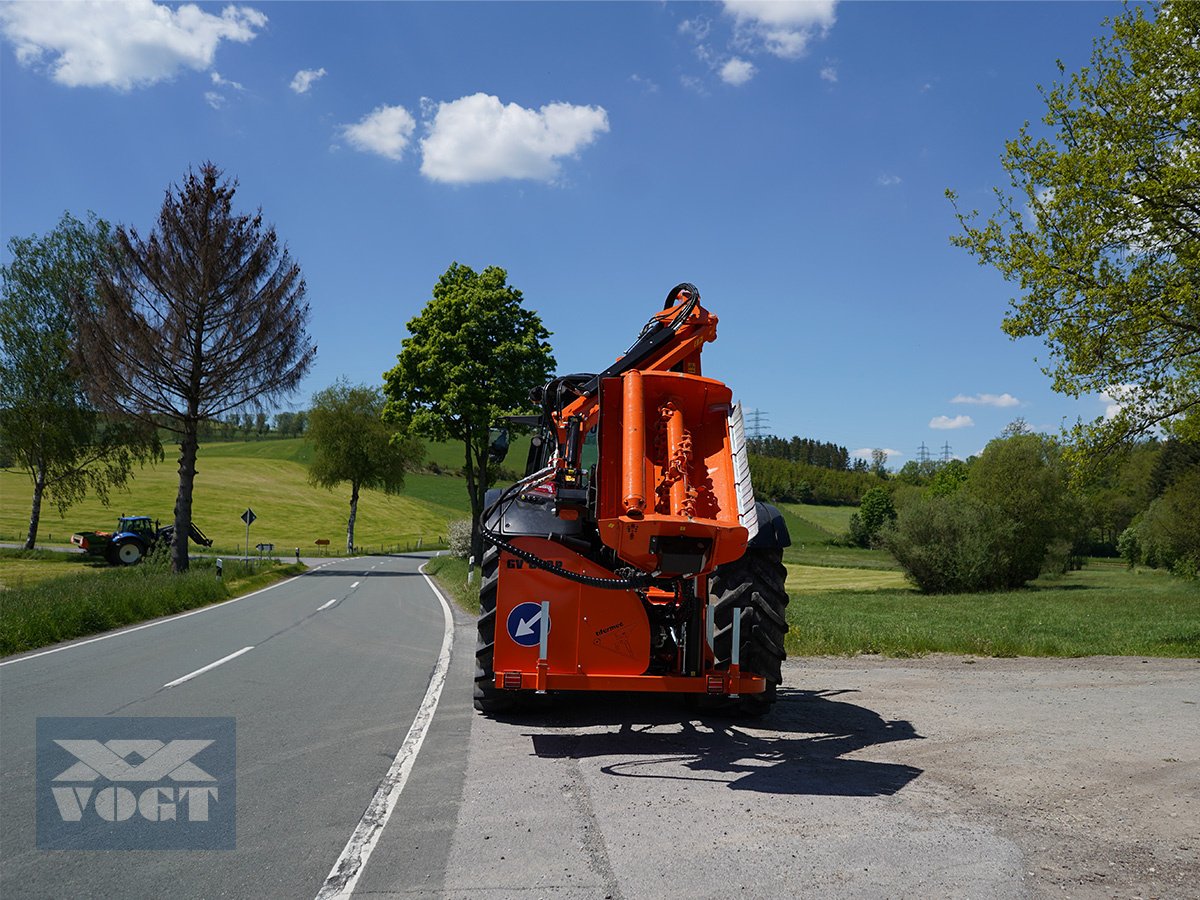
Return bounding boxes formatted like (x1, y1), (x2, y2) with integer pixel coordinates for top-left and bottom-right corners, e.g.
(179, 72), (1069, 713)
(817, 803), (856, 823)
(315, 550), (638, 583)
(747, 435), (858, 471)
(748, 454), (880, 506)
(190, 411), (309, 441)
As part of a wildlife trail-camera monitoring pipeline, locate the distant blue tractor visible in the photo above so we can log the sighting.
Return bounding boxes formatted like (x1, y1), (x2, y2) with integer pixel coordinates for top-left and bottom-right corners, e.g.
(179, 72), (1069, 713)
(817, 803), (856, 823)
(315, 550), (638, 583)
(72, 516), (213, 566)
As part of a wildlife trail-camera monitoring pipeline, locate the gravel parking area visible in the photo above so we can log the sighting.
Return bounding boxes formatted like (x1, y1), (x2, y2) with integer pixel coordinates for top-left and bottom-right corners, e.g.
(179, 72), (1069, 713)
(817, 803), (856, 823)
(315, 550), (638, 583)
(442, 655), (1199, 899)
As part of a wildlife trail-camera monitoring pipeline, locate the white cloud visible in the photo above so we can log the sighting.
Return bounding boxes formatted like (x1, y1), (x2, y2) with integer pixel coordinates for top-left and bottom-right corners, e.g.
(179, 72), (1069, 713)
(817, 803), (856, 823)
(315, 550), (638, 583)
(722, 0), (837, 59)
(419, 93), (609, 185)
(930, 415), (975, 430)
(1100, 384), (1137, 421)
(341, 104), (417, 161)
(678, 17), (712, 42)
(210, 70), (242, 90)
(290, 66), (326, 94)
(876, 173), (902, 187)
(951, 392), (1020, 408)
(0, 0), (266, 90)
(720, 57), (756, 86)
(204, 90), (224, 110)
(629, 73), (659, 93)
(819, 65), (837, 83)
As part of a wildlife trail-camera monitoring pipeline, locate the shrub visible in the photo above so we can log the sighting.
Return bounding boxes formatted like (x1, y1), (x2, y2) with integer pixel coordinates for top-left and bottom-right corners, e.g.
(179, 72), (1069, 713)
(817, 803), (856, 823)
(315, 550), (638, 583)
(847, 486), (897, 548)
(884, 493), (1017, 593)
(447, 519), (473, 559)
(1123, 467), (1200, 577)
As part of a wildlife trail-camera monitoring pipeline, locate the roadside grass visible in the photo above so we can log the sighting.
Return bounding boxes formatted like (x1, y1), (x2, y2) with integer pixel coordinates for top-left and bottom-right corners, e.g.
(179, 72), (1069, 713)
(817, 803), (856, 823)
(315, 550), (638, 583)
(0, 548), (103, 590)
(424, 555), (478, 614)
(786, 564), (1200, 658)
(428, 549), (1197, 659)
(0, 555), (305, 656)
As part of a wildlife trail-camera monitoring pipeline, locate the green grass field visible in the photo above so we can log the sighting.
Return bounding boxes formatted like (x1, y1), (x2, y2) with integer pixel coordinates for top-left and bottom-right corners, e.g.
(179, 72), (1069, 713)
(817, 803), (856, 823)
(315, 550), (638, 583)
(426, 554), (1198, 659)
(1, 438), (468, 554)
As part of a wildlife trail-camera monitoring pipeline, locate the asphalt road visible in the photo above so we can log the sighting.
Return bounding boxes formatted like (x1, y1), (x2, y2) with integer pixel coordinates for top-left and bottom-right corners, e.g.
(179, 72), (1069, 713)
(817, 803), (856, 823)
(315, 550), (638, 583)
(0, 553), (475, 899)
(3, 558), (1196, 899)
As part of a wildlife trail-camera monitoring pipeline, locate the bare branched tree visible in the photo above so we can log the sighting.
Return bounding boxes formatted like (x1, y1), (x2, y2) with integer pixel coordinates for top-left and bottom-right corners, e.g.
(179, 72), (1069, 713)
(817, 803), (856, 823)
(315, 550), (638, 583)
(76, 163), (317, 572)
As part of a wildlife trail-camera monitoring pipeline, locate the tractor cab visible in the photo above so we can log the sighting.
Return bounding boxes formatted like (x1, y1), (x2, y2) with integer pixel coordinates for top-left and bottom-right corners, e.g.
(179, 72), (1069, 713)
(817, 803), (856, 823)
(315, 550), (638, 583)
(117, 516), (156, 538)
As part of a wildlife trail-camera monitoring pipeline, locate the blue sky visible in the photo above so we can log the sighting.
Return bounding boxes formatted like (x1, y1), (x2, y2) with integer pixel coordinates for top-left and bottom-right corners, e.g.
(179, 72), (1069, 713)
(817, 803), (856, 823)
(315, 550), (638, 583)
(1, 1), (1123, 465)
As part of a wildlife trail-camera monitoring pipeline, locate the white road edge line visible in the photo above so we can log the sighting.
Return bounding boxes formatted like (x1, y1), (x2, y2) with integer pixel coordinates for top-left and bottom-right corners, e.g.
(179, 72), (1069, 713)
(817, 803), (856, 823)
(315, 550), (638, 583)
(315, 562), (454, 900)
(162, 646), (254, 689)
(0, 569), (310, 669)
(318, 598), (339, 611)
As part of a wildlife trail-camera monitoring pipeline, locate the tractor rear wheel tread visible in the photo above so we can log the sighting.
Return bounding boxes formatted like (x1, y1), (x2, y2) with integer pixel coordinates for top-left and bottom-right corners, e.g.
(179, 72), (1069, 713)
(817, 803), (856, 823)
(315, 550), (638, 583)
(709, 547), (789, 716)
(474, 544), (517, 713)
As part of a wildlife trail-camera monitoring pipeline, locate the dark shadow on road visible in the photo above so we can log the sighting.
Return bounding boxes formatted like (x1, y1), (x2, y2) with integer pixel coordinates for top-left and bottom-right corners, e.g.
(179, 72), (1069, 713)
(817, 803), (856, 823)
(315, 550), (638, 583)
(518, 687), (923, 797)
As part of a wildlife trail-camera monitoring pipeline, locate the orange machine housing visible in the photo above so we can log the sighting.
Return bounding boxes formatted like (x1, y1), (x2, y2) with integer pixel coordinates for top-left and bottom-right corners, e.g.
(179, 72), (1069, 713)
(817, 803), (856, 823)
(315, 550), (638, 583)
(595, 371), (748, 575)
(486, 286), (766, 698)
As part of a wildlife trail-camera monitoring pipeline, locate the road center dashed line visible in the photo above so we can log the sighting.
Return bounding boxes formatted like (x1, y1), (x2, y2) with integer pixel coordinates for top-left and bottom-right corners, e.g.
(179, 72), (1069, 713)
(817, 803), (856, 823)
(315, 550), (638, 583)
(162, 646), (254, 689)
(318, 598), (339, 612)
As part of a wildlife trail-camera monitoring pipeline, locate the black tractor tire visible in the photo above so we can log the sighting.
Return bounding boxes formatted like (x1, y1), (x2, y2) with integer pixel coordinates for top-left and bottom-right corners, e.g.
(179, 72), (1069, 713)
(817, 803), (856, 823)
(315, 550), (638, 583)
(112, 538), (146, 567)
(709, 546), (789, 716)
(474, 544), (519, 714)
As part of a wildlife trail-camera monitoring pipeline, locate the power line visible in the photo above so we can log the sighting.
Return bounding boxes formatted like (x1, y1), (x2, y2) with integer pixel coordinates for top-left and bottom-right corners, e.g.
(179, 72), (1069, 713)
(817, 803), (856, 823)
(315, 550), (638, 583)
(745, 408), (770, 440)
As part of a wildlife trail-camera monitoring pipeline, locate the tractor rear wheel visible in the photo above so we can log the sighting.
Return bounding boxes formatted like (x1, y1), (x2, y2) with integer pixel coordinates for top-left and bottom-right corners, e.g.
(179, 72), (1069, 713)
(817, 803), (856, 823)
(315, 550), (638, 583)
(113, 539), (146, 566)
(709, 546), (789, 716)
(474, 544), (518, 714)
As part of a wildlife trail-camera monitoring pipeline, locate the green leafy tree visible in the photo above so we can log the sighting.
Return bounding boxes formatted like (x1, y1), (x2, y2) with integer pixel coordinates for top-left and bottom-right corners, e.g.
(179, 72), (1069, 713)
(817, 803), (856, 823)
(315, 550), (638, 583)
(847, 486), (897, 548)
(75, 164), (316, 572)
(0, 212), (160, 549)
(949, 2), (1200, 457)
(965, 432), (1080, 582)
(382, 263), (555, 561)
(308, 380), (423, 554)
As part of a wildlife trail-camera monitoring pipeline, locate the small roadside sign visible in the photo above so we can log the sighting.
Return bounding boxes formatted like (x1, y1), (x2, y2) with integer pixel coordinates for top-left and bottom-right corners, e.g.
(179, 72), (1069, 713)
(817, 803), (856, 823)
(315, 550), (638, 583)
(241, 508), (256, 526)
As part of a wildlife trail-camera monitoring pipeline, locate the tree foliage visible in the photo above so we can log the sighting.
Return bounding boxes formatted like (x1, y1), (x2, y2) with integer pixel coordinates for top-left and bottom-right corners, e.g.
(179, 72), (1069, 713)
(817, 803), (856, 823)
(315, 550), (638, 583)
(747, 435), (851, 470)
(0, 212), (160, 549)
(847, 486), (896, 548)
(886, 432), (1082, 592)
(382, 263), (555, 559)
(76, 164), (316, 571)
(307, 380), (423, 554)
(949, 2), (1200, 455)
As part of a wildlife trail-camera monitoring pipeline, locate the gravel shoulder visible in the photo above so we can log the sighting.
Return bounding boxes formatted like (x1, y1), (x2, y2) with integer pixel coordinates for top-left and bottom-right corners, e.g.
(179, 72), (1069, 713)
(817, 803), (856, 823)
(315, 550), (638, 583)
(442, 655), (1199, 899)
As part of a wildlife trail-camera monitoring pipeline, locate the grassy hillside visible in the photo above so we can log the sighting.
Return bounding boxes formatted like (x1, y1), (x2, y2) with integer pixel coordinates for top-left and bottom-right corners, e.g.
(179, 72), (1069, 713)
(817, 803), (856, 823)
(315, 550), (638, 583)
(1, 439), (469, 554)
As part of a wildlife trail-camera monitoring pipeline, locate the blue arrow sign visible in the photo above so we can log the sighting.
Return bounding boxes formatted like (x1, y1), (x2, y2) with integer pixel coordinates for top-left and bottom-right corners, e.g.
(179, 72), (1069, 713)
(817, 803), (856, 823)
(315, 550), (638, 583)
(506, 601), (549, 647)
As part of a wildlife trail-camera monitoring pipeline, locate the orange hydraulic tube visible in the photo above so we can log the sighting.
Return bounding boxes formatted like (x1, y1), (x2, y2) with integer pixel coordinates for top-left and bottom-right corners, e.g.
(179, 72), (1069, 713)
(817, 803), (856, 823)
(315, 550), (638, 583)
(663, 402), (690, 517)
(622, 371), (646, 517)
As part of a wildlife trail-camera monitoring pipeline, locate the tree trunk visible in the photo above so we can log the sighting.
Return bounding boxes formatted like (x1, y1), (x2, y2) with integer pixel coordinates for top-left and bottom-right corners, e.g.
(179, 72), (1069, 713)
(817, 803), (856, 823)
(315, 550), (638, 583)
(172, 423), (199, 573)
(346, 481), (359, 555)
(25, 464), (46, 550)
(465, 437), (484, 564)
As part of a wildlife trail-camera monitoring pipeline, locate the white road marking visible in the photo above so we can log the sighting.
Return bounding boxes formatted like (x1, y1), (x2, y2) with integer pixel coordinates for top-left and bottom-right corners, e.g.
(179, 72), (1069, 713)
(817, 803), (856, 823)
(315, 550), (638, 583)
(318, 598), (339, 611)
(162, 646), (254, 689)
(0, 572), (306, 669)
(350, 581), (360, 588)
(315, 563), (454, 900)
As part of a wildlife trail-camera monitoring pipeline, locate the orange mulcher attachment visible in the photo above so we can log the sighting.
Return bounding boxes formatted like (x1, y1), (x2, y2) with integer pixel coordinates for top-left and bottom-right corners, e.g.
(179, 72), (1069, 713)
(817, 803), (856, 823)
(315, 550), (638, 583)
(475, 284), (789, 714)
